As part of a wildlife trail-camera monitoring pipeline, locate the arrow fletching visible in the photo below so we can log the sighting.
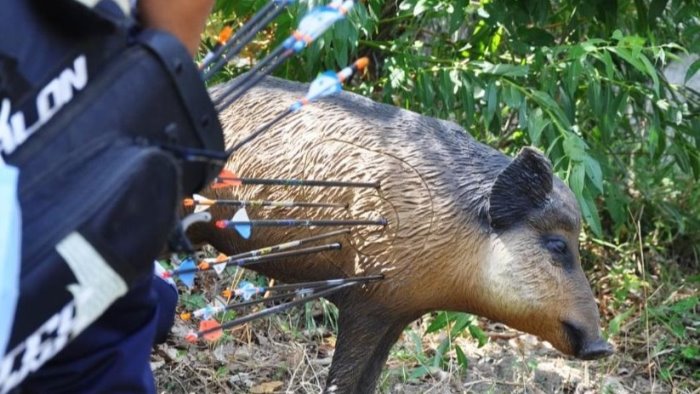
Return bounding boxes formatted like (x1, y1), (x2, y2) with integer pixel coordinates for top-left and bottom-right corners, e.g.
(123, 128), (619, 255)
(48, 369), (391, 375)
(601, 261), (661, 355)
(237, 281), (262, 301)
(228, 208), (251, 239)
(178, 258), (197, 288)
(199, 319), (223, 342)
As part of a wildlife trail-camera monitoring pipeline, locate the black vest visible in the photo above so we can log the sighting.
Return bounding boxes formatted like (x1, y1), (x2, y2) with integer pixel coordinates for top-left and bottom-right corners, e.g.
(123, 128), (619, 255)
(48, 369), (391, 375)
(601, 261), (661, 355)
(0, 1), (224, 389)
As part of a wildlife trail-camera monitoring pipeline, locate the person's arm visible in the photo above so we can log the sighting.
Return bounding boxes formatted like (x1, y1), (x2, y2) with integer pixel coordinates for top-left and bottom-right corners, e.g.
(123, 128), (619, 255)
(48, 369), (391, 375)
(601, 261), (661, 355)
(138, 0), (215, 56)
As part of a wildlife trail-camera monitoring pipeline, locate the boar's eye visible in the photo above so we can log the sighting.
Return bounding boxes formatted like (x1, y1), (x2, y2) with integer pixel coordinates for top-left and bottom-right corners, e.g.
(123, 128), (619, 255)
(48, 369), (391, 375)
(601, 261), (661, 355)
(543, 236), (568, 256)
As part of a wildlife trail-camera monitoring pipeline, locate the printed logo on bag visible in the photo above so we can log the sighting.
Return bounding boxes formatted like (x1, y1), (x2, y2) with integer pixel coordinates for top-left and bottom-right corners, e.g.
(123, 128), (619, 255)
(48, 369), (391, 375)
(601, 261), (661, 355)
(0, 232), (127, 394)
(0, 55), (88, 156)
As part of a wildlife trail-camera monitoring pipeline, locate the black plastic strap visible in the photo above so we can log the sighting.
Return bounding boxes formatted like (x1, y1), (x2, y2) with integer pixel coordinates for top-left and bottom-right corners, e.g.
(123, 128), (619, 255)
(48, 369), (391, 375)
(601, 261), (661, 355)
(137, 30), (225, 169)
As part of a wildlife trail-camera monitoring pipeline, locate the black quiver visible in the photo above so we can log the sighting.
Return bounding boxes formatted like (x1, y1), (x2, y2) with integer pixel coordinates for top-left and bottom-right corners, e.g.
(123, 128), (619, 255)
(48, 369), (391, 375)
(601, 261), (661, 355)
(0, 1), (224, 389)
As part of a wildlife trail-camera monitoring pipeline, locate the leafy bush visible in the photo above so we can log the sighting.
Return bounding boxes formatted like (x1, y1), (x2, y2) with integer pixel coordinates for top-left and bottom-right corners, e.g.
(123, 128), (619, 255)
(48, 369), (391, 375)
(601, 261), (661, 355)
(204, 0), (700, 388)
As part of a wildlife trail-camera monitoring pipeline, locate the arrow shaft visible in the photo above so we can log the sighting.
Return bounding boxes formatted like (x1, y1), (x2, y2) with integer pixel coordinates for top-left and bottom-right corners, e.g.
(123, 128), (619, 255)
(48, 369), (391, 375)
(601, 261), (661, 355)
(222, 290), (300, 311)
(216, 48), (292, 109)
(233, 274), (383, 294)
(218, 177), (380, 189)
(226, 229), (350, 260)
(194, 242), (344, 275)
(226, 107), (293, 154)
(198, 198), (345, 209)
(225, 219), (387, 228)
(198, 282), (356, 336)
(234, 242), (341, 268)
(202, 1), (289, 80)
(173, 242), (340, 276)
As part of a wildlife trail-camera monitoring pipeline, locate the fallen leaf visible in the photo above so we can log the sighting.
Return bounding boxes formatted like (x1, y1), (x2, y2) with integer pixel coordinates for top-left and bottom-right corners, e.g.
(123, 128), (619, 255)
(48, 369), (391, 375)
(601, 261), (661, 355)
(249, 381), (283, 393)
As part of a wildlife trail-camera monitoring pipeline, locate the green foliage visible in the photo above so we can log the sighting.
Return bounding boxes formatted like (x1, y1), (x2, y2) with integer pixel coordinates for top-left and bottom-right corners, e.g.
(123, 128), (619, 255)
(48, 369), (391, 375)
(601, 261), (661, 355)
(204, 0), (700, 388)
(396, 312), (486, 380)
(207, 0), (699, 259)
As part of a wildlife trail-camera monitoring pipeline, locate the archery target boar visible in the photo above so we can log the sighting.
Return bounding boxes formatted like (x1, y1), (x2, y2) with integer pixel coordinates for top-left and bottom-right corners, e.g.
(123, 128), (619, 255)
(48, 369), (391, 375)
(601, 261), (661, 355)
(190, 77), (612, 394)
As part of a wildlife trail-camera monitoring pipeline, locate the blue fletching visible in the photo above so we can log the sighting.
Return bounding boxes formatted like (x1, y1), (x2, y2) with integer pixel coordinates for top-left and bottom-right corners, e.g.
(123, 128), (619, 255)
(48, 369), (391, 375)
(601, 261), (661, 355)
(306, 71), (341, 100)
(178, 258), (196, 288)
(235, 223), (252, 239)
(298, 7), (344, 42)
(238, 281), (260, 301)
(232, 208), (252, 239)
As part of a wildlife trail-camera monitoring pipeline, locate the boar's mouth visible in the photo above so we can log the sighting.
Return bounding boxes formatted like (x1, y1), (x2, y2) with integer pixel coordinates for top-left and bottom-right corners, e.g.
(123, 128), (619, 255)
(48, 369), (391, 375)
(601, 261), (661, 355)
(562, 321), (613, 360)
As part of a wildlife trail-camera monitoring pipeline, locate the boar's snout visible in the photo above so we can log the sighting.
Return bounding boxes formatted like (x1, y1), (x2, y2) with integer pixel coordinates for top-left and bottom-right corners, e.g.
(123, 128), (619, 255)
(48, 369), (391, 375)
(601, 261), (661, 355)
(562, 320), (613, 360)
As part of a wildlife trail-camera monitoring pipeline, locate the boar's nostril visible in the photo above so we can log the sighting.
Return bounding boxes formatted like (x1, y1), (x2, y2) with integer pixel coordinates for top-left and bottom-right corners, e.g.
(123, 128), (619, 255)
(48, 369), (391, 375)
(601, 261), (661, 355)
(577, 338), (614, 360)
(562, 321), (613, 360)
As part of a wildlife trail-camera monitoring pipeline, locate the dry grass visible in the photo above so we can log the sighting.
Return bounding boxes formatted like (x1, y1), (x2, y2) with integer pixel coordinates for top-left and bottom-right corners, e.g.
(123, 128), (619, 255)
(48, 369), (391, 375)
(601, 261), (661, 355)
(153, 305), (697, 393)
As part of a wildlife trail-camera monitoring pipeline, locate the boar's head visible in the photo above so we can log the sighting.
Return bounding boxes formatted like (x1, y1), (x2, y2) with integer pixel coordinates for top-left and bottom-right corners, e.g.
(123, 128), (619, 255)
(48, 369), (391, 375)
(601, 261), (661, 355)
(474, 147), (612, 360)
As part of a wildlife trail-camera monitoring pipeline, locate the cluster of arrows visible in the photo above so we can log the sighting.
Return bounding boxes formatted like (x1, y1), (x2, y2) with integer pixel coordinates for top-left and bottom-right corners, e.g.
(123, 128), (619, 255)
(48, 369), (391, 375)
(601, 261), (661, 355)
(160, 0), (386, 343)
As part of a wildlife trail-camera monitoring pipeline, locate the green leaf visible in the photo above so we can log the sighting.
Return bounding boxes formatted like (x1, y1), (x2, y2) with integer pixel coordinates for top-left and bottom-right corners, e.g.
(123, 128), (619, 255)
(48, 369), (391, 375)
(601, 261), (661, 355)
(468, 324), (488, 347)
(408, 365), (430, 380)
(570, 162), (585, 198)
(609, 47), (647, 75)
(530, 90), (571, 131)
(563, 134), (587, 161)
(413, 0), (428, 16)
(579, 190), (603, 237)
(450, 313), (474, 337)
(503, 84), (523, 108)
(425, 312), (449, 334)
(607, 308), (635, 336)
(181, 293), (207, 310)
(681, 346), (700, 361)
(527, 108), (549, 146)
(584, 156), (604, 193)
(685, 58), (700, 84)
(600, 50), (616, 79)
(455, 345), (469, 370)
(485, 81), (498, 125)
(482, 63), (530, 77)
(639, 53), (660, 95)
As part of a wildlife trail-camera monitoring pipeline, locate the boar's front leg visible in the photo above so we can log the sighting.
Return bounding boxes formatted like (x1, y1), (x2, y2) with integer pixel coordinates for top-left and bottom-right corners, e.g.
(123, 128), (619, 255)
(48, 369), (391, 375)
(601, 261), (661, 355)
(324, 301), (414, 394)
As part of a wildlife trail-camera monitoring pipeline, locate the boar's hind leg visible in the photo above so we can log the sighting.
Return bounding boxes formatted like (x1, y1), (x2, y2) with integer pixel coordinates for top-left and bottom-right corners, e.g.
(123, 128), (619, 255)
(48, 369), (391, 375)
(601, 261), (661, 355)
(324, 305), (412, 394)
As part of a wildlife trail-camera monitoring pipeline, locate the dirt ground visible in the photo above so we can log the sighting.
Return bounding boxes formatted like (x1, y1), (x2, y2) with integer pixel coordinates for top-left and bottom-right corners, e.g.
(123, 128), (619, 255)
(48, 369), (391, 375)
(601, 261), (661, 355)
(152, 309), (690, 394)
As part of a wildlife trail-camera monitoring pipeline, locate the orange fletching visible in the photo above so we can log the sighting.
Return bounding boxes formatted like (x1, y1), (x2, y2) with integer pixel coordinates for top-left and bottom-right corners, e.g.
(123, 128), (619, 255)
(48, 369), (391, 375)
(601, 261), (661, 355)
(219, 169), (238, 178)
(215, 253), (228, 263)
(355, 57), (370, 72)
(185, 331), (198, 343)
(198, 262), (210, 271)
(211, 169), (242, 188)
(218, 26), (233, 45)
(199, 320), (223, 342)
(222, 289), (233, 299)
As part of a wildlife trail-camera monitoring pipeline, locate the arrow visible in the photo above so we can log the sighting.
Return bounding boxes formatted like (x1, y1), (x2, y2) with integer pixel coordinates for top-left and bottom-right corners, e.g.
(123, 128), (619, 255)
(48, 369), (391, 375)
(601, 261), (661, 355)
(215, 0), (355, 109)
(226, 228), (349, 260)
(185, 281), (359, 343)
(221, 275), (383, 300)
(184, 275), (383, 321)
(200, 253), (229, 276)
(198, 319), (223, 342)
(176, 258), (197, 288)
(167, 242), (342, 281)
(211, 169), (380, 189)
(199, 26), (233, 70)
(202, 0), (296, 80)
(216, 216), (387, 239)
(161, 230), (348, 281)
(183, 193), (346, 213)
(226, 57), (369, 154)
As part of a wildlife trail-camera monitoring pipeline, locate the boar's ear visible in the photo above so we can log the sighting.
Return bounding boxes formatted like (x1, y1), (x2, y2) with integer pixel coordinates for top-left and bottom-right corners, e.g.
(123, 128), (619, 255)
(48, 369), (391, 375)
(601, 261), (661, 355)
(488, 147), (553, 230)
